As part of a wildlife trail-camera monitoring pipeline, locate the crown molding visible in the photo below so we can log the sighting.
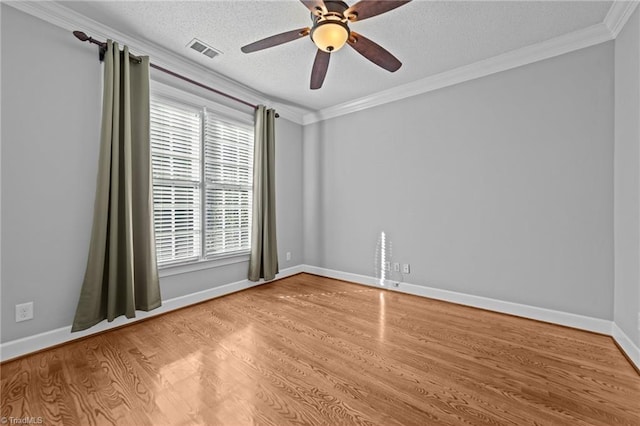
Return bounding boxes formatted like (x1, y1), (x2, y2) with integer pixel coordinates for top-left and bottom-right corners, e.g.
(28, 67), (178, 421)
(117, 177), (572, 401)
(303, 22), (613, 124)
(4, 1), (310, 124)
(303, 0), (637, 124)
(604, 0), (639, 38)
(6, 1), (636, 127)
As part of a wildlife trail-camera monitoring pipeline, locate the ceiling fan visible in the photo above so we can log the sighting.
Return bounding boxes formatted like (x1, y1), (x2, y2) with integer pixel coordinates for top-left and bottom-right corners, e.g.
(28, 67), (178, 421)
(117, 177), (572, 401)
(241, 0), (412, 89)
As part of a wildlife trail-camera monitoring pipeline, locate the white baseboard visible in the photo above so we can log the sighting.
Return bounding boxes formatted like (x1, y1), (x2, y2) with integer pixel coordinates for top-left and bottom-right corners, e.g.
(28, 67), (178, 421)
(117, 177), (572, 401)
(0, 265), (304, 362)
(304, 265), (612, 334)
(612, 323), (640, 371)
(304, 265), (639, 372)
(3, 264), (638, 373)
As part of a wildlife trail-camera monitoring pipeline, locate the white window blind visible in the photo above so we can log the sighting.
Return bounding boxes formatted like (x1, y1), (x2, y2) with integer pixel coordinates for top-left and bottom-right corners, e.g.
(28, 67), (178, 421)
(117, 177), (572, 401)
(150, 97), (253, 267)
(204, 113), (253, 257)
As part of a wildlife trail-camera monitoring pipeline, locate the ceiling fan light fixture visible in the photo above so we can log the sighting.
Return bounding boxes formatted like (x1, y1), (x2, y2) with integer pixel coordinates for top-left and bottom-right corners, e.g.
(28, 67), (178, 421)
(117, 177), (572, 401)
(240, 0), (412, 89)
(310, 17), (350, 53)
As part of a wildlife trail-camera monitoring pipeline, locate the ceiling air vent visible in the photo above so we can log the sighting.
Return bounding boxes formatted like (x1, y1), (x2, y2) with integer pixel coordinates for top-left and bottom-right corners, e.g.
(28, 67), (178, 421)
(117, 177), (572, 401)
(187, 38), (222, 59)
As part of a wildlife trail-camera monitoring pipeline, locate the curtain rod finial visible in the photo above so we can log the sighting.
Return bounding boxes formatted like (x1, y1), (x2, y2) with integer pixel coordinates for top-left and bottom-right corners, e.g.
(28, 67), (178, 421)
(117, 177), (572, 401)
(73, 31), (90, 42)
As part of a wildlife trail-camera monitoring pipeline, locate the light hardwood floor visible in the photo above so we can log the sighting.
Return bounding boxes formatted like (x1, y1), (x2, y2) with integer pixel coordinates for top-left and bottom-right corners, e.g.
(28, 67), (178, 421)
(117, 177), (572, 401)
(1, 273), (639, 425)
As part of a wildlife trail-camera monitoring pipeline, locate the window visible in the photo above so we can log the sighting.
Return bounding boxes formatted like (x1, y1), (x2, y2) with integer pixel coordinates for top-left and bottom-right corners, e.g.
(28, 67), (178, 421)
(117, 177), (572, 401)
(150, 97), (253, 267)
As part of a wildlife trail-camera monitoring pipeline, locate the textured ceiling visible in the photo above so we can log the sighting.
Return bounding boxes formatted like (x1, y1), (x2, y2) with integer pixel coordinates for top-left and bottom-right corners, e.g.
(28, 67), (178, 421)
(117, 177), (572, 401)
(60, 1), (613, 111)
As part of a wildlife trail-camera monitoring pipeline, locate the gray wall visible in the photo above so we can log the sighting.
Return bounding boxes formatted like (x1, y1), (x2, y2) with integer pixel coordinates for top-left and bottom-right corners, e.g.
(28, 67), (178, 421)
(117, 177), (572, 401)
(304, 42), (615, 320)
(614, 7), (640, 346)
(1, 3), (631, 346)
(1, 5), (304, 342)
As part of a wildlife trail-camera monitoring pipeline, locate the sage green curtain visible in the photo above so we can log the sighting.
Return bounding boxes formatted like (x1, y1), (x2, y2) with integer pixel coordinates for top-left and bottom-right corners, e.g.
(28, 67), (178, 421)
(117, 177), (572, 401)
(72, 41), (161, 332)
(248, 106), (279, 281)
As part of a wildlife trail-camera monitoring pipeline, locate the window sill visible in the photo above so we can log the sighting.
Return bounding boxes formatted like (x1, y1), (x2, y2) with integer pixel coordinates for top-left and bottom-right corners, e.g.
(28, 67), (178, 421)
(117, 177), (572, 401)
(159, 253), (250, 278)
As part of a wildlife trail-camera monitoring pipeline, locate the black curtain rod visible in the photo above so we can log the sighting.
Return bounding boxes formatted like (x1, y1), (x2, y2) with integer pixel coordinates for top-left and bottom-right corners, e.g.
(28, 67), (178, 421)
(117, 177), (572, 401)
(73, 31), (279, 117)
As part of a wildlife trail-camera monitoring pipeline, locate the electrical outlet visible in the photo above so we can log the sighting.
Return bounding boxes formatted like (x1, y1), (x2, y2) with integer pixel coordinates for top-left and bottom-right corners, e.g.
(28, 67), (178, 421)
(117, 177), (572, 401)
(16, 302), (34, 322)
(384, 261), (390, 271)
(402, 264), (410, 274)
(393, 262), (400, 272)
(637, 312), (640, 331)
(393, 282), (400, 288)
(286, 252), (291, 261)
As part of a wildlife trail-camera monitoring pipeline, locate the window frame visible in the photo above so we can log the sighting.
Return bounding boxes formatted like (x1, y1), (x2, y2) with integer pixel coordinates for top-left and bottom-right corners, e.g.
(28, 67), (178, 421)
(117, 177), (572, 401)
(150, 81), (254, 276)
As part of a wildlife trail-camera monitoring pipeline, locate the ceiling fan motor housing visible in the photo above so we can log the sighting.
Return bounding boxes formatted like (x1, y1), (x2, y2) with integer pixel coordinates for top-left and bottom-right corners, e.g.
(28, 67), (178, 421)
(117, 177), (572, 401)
(240, 0), (411, 89)
(310, 1), (351, 52)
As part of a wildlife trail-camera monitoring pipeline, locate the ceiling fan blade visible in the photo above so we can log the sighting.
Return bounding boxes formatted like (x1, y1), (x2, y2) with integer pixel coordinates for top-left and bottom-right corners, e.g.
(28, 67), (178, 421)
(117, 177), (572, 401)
(310, 49), (330, 90)
(241, 27), (310, 53)
(348, 31), (401, 72)
(300, 0), (326, 15)
(345, 1), (411, 22)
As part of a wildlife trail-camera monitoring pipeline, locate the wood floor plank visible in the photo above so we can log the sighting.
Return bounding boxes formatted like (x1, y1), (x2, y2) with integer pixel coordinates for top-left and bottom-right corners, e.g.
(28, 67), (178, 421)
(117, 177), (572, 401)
(2, 273), (639, 425)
